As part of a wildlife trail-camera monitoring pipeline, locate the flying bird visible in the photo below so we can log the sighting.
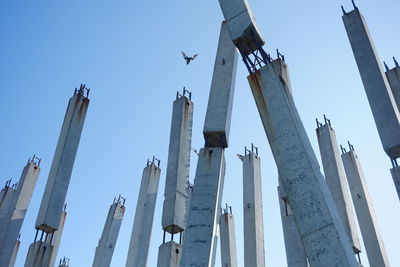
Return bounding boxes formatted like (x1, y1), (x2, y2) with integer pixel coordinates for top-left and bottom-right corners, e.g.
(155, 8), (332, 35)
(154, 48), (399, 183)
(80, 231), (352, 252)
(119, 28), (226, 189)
(182, 51), (198, 65)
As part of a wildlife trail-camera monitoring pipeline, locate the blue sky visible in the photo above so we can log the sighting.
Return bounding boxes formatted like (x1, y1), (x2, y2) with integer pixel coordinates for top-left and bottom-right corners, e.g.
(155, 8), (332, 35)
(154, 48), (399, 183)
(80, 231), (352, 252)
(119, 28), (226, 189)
(1, 1), (399, 266)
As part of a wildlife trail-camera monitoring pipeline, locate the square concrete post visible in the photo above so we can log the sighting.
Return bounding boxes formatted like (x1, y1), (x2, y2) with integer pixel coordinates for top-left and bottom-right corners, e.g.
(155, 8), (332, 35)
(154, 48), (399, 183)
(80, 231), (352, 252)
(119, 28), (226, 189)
(93, 197), (125, 267)
(36, 86), (90, 233)
(126, 160), (161, 267)
(0, 184), (17, 241)
(219, 205), (238, 267)
(0, 157), (41, 266)
(342, 148), (390, 267)
(342, 7), (400, 160)
(8, 239), (20, 267)
(46, 210), (67, 267)
(316, 121), (361, 254)
(242, 149), (265, 267)
(157, 241), (182, 267)
(248, 59), (358, 266)
(278, 183), (309, 267)
(385, 61), (400, 110)
(24, 241), (53, 267)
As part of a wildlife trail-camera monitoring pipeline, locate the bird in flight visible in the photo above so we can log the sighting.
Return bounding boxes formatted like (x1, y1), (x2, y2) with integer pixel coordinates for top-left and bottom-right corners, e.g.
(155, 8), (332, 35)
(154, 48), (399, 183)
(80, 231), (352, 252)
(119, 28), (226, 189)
(181, 51), (198, 65)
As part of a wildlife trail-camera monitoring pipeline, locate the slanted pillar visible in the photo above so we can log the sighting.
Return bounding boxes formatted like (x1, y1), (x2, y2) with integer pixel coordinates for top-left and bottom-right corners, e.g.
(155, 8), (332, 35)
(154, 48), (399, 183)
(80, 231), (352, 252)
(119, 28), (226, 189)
(278, 182), (309, 267)
(316, 117), (362, 255)
(219, 204), (238, 267)
(93, 196), (125, 267)
(8, 238), (21, 267)
(0, 156), (41, 267)
(46, 209), (67, 267)
(24, 239), (53, 267)
(242, 145), (265, 267)
(341, 144), (390, 267)
(126, 158), (161, 267)
(180, 20), (237, 267)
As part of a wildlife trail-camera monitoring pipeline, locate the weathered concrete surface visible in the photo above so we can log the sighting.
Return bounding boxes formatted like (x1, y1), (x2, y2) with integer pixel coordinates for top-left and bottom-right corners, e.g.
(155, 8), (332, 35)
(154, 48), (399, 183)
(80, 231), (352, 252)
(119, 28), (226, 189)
(243, 152), (265, 267)
(316, 123), (361, 253)
(0, 187), (16, 242)
(278, 184), (309, 267)
(180, 148), (225, 267)
(157, 241), (182, 267)
(93, 200), (125, 267)
(385, 65), (400, 111)
(343, 8), (400, 159)
(36, 89), (90, 232)
(342, 150), (390, 267)
(0, 161), (41, 267)
(46, 210), (67, 267)
(8, 239), (20, 267)
(248, 59), (358, 266)
(162, 95), (193, 234)
(219, 209), (238, 267)
(218, 0), (264, 55)
(24, 241), (53, 267)
(390, 167), (400, 201)
(203, 22), (238, 148)
(126, 163), (161, 267)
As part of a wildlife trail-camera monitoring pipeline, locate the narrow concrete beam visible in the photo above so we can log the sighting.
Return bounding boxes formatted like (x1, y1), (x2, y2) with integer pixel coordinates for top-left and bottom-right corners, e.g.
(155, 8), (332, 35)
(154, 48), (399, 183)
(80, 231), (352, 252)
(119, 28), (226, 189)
(390, 167), (400, 201)
(248, 59), (358, 266)
(242, 150), (265, 267)
(385, 63), (400, 110)
(126, 160), (161, 267)
(342, 149), (390, 266)
(8, 239), (20, 267)
(93, 197), (125, 267)
(24, 241), (53, 267)
(46, 210), (67, 267)
(180, 147), (225, 267)
(0, 158), (41, 266)
(278, 184), (309, 267)
(157, 241), (182, 267)
(219, 205), (238, 267)
(342, 8), (400, 159)
(36, 86), (90, 232)
(203, 22), (238, 148)
(316, 122), (361, 254)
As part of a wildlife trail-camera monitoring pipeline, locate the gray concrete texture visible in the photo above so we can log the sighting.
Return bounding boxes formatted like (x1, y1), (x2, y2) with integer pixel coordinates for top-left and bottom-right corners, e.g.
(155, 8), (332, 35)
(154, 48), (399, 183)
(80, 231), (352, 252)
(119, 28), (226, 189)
(93, 200), (125, 267)
(8, 240), (20, 267)
(219, 209), (238, 267)
(390, 167), (400, 201)
(36, 90), (90, 232)
(203, 22), (237, 148)
(242, 152), (265, 267)
(24, 241), (53, 267)
(180, 147), (226, 267)
(316, 123), (361, 253)
(126, 162), (161, 267)
(385, 65), (400, 111)
(162, 95), (193, 234)
(343, 8), (400, 159)
(278, 184), (309, 267)
(248, 59), (358, 266)
(46, 210), (67, 267)
(0, 161), (41, 267)
(342, 150), (390, 266)
(157, 241), (182, 267)
(217, 0), (264, 55)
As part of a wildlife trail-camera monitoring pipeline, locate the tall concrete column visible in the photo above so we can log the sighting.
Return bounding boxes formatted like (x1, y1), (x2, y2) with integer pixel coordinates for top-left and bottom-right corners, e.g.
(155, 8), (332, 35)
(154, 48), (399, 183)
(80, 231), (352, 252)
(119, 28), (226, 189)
(341, 145), (390, 267)
(25, 241), (53, 267)
(0, 156), (41, 267)
(242, 145), (265, 267)
(278, 183), (309, 267)
(342, 5), (400, 199)
(180, 20), (237, 267)
(47, 209), (67, 267)
(219, 205), (238, 267)
(8, 239), (20, 267)
(93, 196), (125, 267)
(126, 158), (161, 267)
(316, 118), (361, 255)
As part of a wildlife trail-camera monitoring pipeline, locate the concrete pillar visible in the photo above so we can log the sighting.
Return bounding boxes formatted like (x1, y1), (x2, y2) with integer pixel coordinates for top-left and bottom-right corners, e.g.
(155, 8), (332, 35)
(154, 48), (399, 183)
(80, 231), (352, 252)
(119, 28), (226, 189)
(36, 85), (90, 233)
(278, 183), (309, 267)
(8, 239), (20, 267)
(157, 242), (182, 267)
(46, 210), (67, 267)
(316, 120), (361, 254)
(0, 157), (41, 266)
(247, 58), (358, 266)
(342, 147), (390, 267)
(180, 21), (237, 267)
(93, 196), (125, 267)
(385, 59), (400, 110)
(390, 167), (400, 201)
(24, 241), (53, 267)
(126, 159), (161, 267)
(0, 182), (17, 240)
(242, 147), (265, 267)
(219, 205), (238, 267)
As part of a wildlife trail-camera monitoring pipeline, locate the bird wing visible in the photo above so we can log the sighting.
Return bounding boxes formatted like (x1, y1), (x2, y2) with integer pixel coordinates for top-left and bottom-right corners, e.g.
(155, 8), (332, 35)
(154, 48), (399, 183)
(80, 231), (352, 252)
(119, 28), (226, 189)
(192, 54), (198, 60)
(181, 51), (189, 59)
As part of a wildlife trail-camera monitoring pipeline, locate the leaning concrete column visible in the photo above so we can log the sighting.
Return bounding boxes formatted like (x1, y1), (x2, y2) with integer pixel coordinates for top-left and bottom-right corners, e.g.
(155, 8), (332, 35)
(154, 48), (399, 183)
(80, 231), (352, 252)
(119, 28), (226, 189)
(316, 117), (361, 255)
(219, 204), (238, 267)
(46, 209), (67, 267)
(0, 156), (41, 267)
(126, 158), (161, 267)
(93, 196), (125, 267)
(341, 144), (390, 267)
(8, 238), (20, 267)
(180, 20), (237, 267)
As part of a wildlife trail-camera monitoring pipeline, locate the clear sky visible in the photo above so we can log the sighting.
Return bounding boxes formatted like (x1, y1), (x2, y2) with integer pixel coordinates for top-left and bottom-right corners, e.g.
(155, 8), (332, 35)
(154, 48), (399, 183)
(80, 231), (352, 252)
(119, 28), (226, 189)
(1, 0), (399, 266)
